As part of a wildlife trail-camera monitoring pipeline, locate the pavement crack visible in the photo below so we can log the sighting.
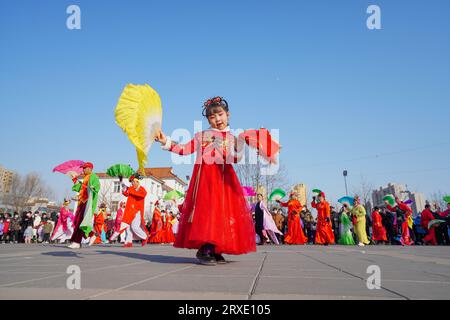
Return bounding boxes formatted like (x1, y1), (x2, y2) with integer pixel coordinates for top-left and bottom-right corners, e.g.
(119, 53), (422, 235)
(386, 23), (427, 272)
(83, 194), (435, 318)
(246, 253), (267, 300)
(297, 252), (411, 300)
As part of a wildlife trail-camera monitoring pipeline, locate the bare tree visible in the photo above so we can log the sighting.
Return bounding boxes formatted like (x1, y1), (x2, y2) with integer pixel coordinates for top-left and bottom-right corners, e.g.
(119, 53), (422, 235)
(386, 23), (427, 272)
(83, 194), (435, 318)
(234, 156), (290, 203)
(2, 173), (53, 212)
(98, 180), (114, 212)
(351, 174), (374, 212)
(428, 191), (447, 212)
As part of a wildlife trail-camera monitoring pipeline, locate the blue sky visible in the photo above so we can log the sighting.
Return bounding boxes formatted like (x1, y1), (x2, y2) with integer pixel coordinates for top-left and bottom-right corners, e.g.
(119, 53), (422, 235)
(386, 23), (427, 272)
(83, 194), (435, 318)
(1, 0), (449, 204)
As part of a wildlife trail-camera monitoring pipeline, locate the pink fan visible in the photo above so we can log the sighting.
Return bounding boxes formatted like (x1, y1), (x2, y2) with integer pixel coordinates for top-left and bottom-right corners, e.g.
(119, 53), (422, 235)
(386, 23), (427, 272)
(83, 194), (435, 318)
(242, 186), (257, 197)
(52, 160), (85, 179)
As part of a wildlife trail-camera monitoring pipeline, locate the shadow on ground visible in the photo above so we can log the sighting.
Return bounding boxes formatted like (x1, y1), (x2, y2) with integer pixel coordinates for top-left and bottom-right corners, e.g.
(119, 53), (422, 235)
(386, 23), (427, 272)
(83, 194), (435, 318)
(94, 250), (198, 264)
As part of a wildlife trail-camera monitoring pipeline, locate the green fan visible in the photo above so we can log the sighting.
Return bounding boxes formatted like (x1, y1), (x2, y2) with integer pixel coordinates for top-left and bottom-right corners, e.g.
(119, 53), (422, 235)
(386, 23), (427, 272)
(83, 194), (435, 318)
(443, 196), (450, 203)
(428, 219), (446, 229)
(106, 164), (135, 181)
(163, 190), (185, 201)
(312, 189), (322, 194)
(383, 195), (395, 207)
(269, 188), (286, 201)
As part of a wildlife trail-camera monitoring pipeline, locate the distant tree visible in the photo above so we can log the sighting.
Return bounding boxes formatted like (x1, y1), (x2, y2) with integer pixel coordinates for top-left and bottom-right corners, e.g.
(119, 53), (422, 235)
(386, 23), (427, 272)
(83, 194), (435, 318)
(2, 173), (53, 212)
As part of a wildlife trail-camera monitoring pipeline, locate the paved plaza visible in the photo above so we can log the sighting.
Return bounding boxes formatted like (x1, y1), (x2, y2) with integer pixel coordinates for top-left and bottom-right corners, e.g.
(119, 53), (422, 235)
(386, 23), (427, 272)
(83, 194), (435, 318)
(0, 244), (449, 300)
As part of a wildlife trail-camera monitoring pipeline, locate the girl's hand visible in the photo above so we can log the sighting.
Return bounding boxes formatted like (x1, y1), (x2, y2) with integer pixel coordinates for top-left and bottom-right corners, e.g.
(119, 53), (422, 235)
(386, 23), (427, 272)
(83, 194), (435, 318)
(154, 129), (167, 145)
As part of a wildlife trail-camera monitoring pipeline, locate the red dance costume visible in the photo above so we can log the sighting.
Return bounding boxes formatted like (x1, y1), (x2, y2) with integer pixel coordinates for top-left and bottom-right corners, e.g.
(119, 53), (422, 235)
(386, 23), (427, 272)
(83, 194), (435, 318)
(371, 210), (387, 242)
(279, 199), (307, 244)
(421, 208), (437, 245)
(163, 128), (256, 255)
(149, 207), (164, 243)
(387, 201), (413, 246)
(162, 214), (176, 243)
(312, 197), (335, 245)
(93, 211), (106, 244)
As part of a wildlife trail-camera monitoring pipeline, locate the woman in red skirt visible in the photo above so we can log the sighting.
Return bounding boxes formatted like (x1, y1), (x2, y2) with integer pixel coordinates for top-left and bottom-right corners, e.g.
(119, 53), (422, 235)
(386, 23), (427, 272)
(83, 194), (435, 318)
(155, 97), (257, 265)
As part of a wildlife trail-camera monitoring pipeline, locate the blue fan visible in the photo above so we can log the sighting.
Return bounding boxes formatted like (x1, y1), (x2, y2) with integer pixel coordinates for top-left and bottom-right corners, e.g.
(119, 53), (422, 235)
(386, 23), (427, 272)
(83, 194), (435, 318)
(338, 196), (355, 206)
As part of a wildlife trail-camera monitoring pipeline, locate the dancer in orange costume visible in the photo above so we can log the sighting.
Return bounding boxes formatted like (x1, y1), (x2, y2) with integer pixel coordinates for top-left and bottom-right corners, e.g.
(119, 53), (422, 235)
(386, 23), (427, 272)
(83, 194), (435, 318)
(311, 191), (335, 245)
(90, 203), (108, 245)
(276, 192), (307, 244)
(110, 174), (148, 247)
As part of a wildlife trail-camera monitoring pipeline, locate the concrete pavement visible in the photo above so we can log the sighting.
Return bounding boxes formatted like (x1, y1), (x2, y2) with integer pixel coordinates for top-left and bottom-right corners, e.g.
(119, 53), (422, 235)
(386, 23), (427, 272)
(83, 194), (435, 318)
(0, 243), (449, 300)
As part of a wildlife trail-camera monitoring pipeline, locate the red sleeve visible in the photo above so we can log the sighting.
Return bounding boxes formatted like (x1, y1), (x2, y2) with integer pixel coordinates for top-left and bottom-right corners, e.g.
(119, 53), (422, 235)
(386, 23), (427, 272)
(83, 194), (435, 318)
(279, 201), (288, 208)
(122, 188), (129, 197)
(127, 187), (147, 199)
(169, 136), (198, 155)
(311, 201), (317, 209)
(398, 202), (412, 215)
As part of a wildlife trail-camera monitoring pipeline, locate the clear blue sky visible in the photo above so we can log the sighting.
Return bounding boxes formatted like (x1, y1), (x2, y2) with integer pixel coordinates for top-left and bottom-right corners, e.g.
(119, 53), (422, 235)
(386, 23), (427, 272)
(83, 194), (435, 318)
(1, 0), (449, 204)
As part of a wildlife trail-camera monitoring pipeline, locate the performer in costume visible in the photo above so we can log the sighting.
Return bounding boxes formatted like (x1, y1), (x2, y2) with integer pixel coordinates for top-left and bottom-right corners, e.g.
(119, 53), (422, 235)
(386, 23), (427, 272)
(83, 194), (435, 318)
(113, 201), (126, 243)
(252, 194), (282, 245)
(276, 192), (307, 245)
(420, 204), (437, 245)
(110, 174), (148, 247)
(162, 210), (176, 243)
(384, 195), (413, 246)
(338, 203), (355, 245)
(371, 207), (387, 244)
(68, 162), (100, 249)
(51, 199), (75, 243)
(351, 195), (371, 246)
(311, 191), (335, 245)
(90, 203), (108, 245)
(149, 201), (164, 243)
(155, 97), (258, 265)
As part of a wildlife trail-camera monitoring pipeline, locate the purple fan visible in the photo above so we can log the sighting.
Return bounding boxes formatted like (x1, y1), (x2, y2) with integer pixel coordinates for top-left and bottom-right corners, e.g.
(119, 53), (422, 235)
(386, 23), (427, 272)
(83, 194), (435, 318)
(404, 199), (413, 205)
(242, 186), (257, 197)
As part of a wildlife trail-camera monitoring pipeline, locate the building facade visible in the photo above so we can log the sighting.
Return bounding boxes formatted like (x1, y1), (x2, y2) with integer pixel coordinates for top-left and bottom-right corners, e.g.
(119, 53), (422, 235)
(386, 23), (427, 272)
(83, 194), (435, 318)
(372, 183), (426, 216)
(96, 167), (187, 221)
(0, 165), (14, 195)
(292, 183), (307, 206)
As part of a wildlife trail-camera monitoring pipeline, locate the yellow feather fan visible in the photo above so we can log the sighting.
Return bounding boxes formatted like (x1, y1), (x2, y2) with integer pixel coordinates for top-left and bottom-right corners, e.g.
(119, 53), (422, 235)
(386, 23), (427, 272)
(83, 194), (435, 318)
(115, 84), (163, 175)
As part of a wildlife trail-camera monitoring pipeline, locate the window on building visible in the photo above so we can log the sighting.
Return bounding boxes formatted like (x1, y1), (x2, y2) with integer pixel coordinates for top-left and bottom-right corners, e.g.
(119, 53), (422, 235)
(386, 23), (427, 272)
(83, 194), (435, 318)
(113, 181), (120, 193)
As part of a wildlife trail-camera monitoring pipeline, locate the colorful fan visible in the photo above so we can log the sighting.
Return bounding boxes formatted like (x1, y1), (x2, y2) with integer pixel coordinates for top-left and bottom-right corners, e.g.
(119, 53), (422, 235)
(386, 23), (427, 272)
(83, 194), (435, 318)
(52, 160), (85, 179)
(444, 196), (450, 203)
(269, 188), (286, 201)
(383, 195), (395, 207)
(163, 190), (184, 201)
(115, 84), (163, 175)
(428, 219), (446, 229)
(238, 128), (280, 164)
(338, 196), (355, 206)
(106, 164), (135, 180)
(242, 186), (257, 197)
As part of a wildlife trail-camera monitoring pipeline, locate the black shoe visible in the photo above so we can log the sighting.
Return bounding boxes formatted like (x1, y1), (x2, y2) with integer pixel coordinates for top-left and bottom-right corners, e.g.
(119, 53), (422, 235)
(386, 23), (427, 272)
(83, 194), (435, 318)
(196, 249), (216, 266)
(214, 254), (227, 264)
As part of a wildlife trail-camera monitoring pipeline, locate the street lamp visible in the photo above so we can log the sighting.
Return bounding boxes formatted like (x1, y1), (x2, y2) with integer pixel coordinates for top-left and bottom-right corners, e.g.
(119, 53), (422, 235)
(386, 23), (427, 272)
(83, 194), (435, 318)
(343, 170), (348, 195)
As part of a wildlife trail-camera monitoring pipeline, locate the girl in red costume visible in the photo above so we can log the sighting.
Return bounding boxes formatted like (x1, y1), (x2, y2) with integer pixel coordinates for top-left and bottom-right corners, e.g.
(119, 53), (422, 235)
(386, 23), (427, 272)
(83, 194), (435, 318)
(276, 192), (307, 244)
(162, 211), (176, 244)
(311, 191), (335, 245)
(371, 207), (387, 244)
(149, 201), (164, 243)
(110, 174), (148, 247)
(155, 97), (260, 265)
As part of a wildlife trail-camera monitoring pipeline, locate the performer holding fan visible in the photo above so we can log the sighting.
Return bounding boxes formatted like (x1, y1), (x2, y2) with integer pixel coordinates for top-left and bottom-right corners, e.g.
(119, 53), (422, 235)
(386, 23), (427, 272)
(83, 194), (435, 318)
(155, 96), (280, 265)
